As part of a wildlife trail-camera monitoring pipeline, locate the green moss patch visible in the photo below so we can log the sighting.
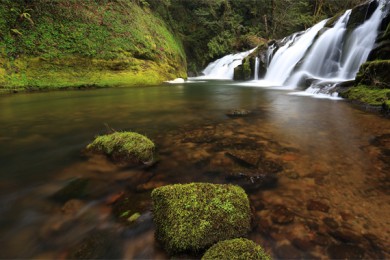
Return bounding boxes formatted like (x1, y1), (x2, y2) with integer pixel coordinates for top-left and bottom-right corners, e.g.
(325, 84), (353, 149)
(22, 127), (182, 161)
(86, 132), (155, 164)
(202, 238), (271, 260)
(0, 0), (186, 91)
(151, 183), (251, 254)
(341, 84), (390, 106)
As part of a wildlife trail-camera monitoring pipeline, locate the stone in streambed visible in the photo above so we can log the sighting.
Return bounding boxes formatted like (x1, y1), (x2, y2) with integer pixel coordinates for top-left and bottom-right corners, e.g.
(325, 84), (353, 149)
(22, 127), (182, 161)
(85, 131), (155, 166)
(306, 200), (330, 213)
(67, 231), (121, 259)
(226, 108), (252, 118)
(151, 183), (251, 254)
(50, 178), (89, 203)
(271, 205), (295, 225)
(225, 172), (278, 192)
(327, 243), (365, 259)
(202, 238), (271, 260)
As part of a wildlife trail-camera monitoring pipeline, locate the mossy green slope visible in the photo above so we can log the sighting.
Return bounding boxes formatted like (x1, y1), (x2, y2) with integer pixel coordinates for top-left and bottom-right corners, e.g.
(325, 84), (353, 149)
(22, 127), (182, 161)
(0, 0), (186, 92)
(202, 238), (271, 260)
(151, 183), (251, 254)
(86, 132), (155, 163)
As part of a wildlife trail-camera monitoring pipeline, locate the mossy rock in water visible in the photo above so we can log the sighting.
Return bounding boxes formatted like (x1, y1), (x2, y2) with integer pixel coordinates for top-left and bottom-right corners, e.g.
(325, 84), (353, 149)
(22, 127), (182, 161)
(151, 183), (251, 254)
(86, 132), (155, 164)
(202, 238), (271, 260)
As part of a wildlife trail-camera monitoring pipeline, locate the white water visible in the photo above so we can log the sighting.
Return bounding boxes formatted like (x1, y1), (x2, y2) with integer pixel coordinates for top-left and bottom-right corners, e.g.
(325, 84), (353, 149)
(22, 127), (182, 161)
(254, 57), (259, 80)
(215, 0), (386, 99)
(261, 20), (328, 87)
(191, 47), (256, 80)
(286, 1), (386, 97)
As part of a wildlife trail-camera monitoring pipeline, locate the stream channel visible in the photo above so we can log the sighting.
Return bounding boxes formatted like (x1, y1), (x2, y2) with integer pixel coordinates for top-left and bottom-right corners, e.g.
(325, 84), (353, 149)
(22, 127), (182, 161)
(0, 81), (389, 259)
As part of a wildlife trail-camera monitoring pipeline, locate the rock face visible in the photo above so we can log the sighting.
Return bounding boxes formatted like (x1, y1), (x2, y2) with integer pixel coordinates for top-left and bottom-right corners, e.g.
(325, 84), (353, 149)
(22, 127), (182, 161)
(151, 183), (251, 254)
(202, 238), (271, 260)
(86, 132), (155, 165)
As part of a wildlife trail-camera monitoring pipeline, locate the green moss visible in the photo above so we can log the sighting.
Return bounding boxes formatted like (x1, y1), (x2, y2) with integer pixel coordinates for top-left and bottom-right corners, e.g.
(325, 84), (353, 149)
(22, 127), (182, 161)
(151, 183), (251, 254)
(0, 0), (186, 91)
(355, 60), (390, 88)
(202, 238), (271, 260)
(341, 84), (390, 106)
(86, 132), (155, 163)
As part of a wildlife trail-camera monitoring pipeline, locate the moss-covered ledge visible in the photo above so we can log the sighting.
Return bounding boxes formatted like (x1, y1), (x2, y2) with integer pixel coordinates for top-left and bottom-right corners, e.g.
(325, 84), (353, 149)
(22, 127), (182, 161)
(151, 183), (251, 255)
(0, 56), (186, 94)
(340, 60), (390, 115)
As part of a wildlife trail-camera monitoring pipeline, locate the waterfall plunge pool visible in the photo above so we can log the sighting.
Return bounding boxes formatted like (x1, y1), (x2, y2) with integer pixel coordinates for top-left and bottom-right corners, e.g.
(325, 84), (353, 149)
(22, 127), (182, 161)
(0, 81), (389, 259)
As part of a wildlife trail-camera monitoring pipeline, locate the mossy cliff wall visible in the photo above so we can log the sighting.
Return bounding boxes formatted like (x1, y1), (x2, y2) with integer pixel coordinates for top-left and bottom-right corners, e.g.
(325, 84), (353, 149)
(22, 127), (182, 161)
(0, 0), (186, 92)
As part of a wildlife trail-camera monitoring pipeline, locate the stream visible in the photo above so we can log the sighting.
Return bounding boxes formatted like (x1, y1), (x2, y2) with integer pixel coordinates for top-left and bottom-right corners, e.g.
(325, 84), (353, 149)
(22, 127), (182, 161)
(0, 81), (389, 259)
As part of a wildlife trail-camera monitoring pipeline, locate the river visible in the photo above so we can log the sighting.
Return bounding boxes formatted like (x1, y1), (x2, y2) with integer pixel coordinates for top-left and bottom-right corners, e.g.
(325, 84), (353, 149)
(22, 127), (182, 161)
(0, 81), (389, 259)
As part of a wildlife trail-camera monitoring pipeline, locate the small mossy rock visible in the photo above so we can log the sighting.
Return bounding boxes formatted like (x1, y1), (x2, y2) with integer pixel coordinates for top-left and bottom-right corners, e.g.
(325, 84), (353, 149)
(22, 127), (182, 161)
(151, 183), (251, 254)
(202, 238), (271, 260)
(86, 132), (155, 164)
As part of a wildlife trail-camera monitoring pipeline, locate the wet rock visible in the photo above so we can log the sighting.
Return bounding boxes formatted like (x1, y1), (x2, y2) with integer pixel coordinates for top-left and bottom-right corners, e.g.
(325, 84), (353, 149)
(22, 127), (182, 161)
(328, 229), (363, 244)
(225, 152), (258, 169)
(305, 220), (319, 231)
(271, 206), (295, 225)
(226, 109), (252, 118)
(307, 200), (330, 213)
(291, 238), (314, 251)
(112, 191), (150, 226)
(67, 231), (121, 259)
(275, 244), (302, 259)
(312, 233), (331, 246)
(50, 178), (89, 203)
(322, 217), (339, 229)
(62, 199), (85, 215)
(327, 243), (365, 259)
(257, 157), (284, 174)
(257, 219), (272, 235)
(225, 172), (278, 192)
(225, 151), (259, 168)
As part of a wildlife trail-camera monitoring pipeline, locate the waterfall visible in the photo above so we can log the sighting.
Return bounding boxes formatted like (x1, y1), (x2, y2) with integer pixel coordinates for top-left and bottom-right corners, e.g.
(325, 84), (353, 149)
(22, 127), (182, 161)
(254, 57), (259, 80)
(272, 0), (386, 96)
(192, 47), (256, 80)
(263, 20), (328, 87)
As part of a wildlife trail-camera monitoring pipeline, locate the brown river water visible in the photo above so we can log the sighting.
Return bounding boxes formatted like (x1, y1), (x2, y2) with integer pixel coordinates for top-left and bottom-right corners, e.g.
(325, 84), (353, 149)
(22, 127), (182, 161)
(0, 81), (389, 259)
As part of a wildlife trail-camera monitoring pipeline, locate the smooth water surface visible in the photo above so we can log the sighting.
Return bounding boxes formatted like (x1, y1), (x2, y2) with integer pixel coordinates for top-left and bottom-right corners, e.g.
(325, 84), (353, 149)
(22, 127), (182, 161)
(0, 82), (389, 258)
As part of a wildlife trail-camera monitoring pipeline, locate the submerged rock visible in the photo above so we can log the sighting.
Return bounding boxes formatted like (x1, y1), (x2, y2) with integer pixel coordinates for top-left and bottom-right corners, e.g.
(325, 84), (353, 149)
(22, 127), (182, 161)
(271, 205), (295, 225)
(327, 243), (365, 259)
(202, 238), (271, 260)
(50, 178), (89, 203)
(67, 230), (121, 259)
(151, 183), (251, 254)
(306, 199), (330, 213)
(225, 172), (278, 192)
(85, 132), (155, 166)
(226, 108), (252, 118)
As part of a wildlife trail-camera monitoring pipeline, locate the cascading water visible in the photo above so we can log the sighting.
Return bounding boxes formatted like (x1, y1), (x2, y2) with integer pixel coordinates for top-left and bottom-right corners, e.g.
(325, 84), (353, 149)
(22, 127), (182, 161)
(286, 0), (387, 97)
(192, 47), (256, 80)
(262, 20), (327, 87)
(254, 57), (259, 80)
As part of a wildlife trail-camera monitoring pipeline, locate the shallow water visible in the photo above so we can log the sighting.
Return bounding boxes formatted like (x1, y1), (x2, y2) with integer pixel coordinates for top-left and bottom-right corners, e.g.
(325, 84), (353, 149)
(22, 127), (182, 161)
(0, 81), (389, 259)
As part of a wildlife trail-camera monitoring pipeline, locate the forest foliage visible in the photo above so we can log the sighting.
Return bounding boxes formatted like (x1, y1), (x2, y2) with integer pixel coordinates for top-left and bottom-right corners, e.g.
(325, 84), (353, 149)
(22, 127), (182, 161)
(146, 0), (366, 71)
(0, 0), (367, 76)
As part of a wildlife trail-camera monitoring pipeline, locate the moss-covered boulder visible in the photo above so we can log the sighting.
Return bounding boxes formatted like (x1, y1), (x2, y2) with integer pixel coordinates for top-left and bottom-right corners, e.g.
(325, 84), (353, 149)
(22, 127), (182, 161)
(202, 238), (271, 260)
(86, 132), (155, 164)
(151, 183), (251, 254)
